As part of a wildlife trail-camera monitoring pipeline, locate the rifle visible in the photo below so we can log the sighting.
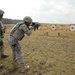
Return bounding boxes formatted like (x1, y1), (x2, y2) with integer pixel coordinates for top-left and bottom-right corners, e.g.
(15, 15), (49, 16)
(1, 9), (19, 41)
(31, 22), (41, 31)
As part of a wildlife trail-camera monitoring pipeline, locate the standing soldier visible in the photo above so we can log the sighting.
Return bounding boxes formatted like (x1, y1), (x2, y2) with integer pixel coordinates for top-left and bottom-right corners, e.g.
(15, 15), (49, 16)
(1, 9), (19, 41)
(8, 16), (34, 73)
(0, 9), (8, 68)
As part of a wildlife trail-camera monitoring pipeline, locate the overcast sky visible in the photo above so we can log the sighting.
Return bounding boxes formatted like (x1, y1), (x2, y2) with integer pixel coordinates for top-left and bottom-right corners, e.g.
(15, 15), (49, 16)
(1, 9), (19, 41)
(0, 0), (75, 24)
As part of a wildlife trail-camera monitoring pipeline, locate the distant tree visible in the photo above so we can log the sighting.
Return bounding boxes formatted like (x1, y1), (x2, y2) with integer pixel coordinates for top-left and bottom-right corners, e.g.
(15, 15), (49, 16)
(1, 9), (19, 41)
(2, 18), (22, 24)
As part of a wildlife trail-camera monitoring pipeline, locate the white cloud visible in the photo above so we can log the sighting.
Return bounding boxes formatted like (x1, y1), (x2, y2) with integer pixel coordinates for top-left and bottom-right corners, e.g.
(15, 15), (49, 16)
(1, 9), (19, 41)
(0, 0), (75, 24)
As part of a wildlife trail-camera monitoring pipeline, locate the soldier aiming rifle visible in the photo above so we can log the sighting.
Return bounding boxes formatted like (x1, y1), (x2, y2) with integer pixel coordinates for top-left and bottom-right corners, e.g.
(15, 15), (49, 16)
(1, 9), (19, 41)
(8, 16), (40, 73)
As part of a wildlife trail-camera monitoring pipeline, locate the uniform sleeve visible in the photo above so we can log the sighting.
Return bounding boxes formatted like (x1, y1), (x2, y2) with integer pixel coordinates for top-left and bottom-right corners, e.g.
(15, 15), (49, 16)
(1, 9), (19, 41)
(19, 24), (33, 36)
(0, 21), (5, 33)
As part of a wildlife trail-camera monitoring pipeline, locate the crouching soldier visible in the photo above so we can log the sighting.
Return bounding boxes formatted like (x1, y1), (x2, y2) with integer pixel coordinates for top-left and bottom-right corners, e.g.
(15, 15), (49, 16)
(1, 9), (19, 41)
(8, 16), (34, 73)
(0, 9), (9, 68)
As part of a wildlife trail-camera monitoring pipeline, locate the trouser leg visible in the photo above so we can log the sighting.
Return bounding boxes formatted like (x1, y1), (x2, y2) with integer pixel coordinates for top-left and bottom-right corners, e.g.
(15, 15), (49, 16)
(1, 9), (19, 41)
(0, 46), (1, 59)
(0, 39), (4, 58)
(11, 45), (16, 61)
(15, 43), (24, 66)
(11, 43), (25, 73)
(11, 42), (24, 66)
(0, 45), (4, 59)
(0, 40), (8, 59)
(0, 38), (4, 54)
(15, 43), (25, 73)
(0, 44), (4, 55)
(8, 37), (25, 72)
(16, 50), (24, 66)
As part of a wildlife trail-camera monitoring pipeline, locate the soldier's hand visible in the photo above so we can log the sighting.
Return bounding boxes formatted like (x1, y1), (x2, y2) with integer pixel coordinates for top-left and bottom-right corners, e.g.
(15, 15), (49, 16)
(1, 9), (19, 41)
(28, 26), (34, 30)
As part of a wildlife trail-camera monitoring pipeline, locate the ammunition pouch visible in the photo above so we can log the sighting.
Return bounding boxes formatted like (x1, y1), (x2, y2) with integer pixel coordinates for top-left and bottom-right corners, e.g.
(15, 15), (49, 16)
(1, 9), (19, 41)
(18, 34), (25, 41)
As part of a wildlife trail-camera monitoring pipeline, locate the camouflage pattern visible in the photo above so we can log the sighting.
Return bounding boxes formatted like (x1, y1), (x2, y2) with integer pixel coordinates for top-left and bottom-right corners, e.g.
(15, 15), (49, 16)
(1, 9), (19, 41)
(0, 21), (5, 58)
(0, 21), (5, 37)
(10, 22), (33, 41)
(0, 38), (4, 59)
(8, 36), (24, 66)
(0, 9), (4, 15)
(8, 22), (33, 66)
(23, 16), (32, 24)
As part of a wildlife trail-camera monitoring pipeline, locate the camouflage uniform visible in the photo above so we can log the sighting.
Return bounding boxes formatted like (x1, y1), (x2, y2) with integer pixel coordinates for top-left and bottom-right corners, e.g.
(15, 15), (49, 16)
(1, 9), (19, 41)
(0, 21), (4, 58)
(8, 16), (33, 72)
(0, 9), (8, 59)
(0, 9), (8, 69)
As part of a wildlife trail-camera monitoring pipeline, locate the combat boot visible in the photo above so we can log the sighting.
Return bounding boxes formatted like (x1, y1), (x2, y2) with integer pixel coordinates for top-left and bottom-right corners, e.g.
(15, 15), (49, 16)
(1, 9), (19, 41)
(0, 64), (4, 69)
(20, 66), (25, 73)
(11, 58), (18, 69)
(25, 65), (30, 71)
(1, 54), (9, 59)
(11, 58), (17, 64)
(19, 65), (30, 73)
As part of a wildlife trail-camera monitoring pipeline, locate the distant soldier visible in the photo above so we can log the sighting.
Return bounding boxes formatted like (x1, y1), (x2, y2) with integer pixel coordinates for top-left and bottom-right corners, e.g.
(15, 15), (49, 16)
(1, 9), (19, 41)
(0, 9), (8, 68)
(8, 16), (34, 73)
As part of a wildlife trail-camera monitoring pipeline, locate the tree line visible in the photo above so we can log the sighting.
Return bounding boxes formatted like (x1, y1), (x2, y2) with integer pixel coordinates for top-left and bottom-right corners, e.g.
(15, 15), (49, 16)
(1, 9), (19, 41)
(2, 18), (22, 24)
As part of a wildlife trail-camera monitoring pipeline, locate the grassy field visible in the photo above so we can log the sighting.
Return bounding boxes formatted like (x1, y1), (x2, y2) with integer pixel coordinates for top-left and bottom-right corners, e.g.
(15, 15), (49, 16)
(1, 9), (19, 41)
(0, 25), (75, 75)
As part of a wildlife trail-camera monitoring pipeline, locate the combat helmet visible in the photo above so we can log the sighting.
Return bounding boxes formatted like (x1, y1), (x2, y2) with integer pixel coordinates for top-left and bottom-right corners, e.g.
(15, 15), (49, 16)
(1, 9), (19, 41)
(0, 9), (4, 15)
(23, 16), (32, 24)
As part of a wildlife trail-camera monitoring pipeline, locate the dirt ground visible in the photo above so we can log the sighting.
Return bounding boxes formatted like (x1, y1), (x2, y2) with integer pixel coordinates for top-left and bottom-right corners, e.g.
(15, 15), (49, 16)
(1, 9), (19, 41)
(0, 25), (75, 75)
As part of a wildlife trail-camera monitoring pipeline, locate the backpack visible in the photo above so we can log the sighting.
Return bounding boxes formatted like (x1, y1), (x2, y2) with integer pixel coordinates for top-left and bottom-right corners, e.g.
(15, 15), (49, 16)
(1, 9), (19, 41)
(10, 22), (24, 34)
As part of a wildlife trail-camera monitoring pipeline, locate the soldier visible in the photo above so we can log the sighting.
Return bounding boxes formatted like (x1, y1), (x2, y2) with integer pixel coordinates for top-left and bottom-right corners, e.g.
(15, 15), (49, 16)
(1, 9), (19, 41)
(0, 9), (8, 68)
(8, 16), (34, 73)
